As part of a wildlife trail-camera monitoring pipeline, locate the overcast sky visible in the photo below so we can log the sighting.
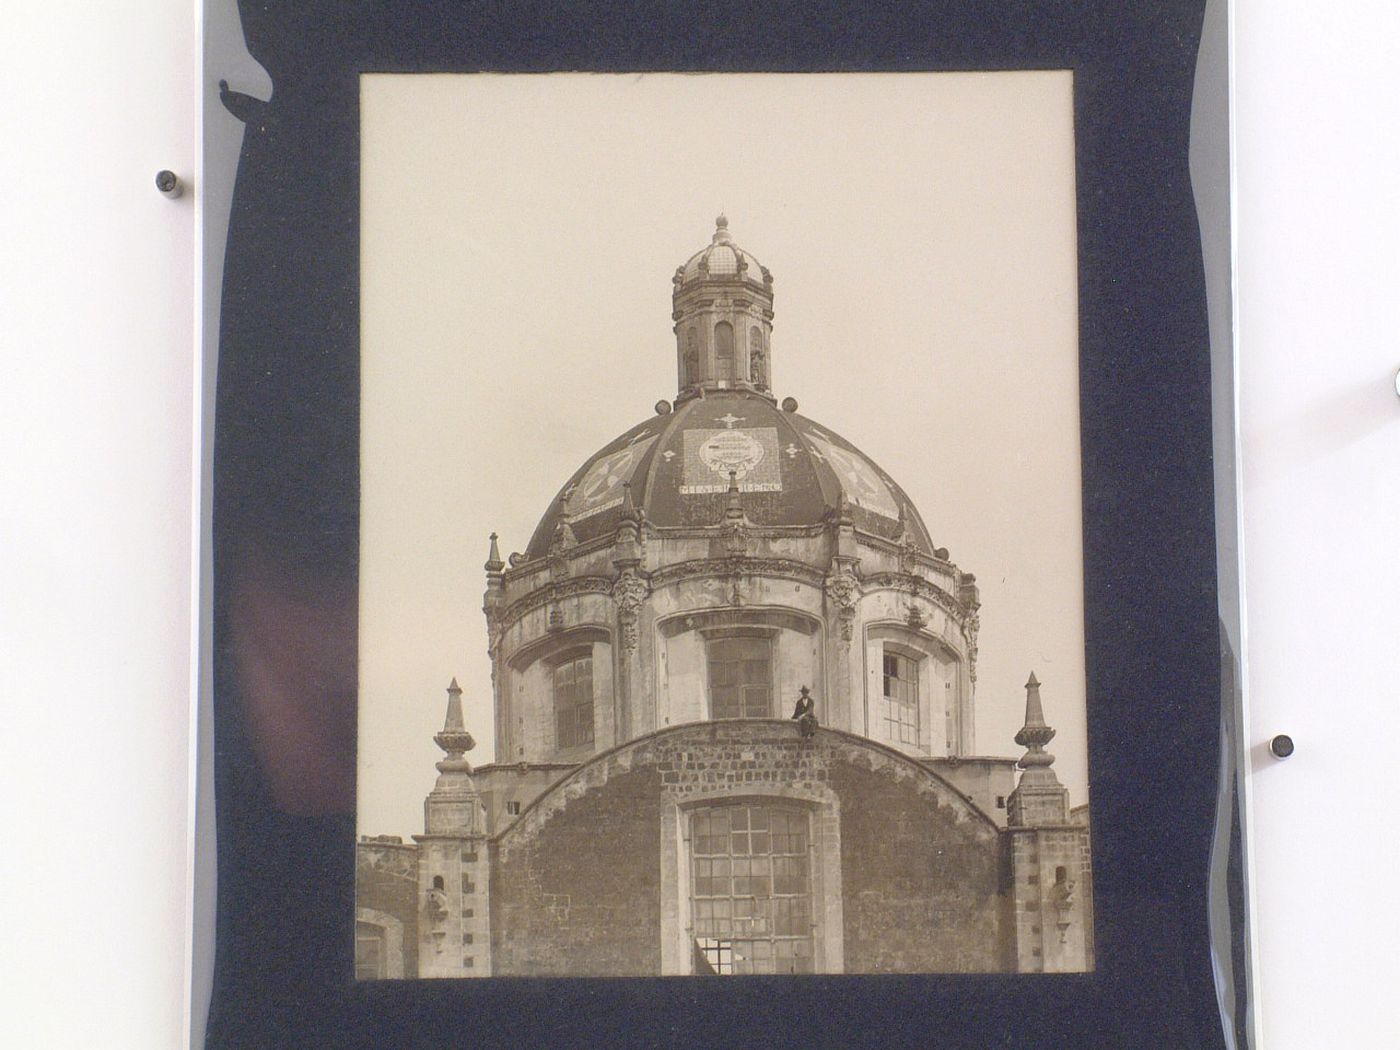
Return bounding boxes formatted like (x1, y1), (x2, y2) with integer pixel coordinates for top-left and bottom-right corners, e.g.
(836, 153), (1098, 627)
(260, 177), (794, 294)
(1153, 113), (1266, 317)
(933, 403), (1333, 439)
(359, 71), (1085, 839)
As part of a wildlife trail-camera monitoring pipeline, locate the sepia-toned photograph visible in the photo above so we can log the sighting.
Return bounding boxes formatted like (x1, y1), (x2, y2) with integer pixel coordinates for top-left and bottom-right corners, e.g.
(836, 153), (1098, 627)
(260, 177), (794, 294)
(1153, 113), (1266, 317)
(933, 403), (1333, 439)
(354, 72), (1093, 978)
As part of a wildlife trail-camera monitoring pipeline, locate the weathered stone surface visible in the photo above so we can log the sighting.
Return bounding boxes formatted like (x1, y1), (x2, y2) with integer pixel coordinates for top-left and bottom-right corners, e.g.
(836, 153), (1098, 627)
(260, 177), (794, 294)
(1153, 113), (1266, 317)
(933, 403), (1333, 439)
(491, 765), (663, 976)
(830, 758), (1003, 972)
(355, 840), (419, 978)
(489, 721), (1007, 975)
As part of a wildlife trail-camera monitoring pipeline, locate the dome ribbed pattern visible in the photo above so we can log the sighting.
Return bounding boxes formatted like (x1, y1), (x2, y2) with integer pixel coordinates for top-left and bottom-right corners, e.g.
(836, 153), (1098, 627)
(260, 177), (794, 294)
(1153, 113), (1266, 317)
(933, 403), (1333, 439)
(523, 390), (935, 559)
(676, 214), (769, 288)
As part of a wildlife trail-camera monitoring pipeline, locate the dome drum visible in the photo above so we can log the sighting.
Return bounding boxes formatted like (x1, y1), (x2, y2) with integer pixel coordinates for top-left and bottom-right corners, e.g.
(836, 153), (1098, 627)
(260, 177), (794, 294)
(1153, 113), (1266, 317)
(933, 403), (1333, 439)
(489, 542), (978, 767)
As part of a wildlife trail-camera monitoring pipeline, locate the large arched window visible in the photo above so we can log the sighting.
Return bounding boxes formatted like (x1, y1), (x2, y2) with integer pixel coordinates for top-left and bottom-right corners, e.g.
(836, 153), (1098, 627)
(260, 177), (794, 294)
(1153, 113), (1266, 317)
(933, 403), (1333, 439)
(553, 651), (594, 749)
(691, 802), (814, 974)
(714, 321), (735, 380)
(503, 626), (611, 761)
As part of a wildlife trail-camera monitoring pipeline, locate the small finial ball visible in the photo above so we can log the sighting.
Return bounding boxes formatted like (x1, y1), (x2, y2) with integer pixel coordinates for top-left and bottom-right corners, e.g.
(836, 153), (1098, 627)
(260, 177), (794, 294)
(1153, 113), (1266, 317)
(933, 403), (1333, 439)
(781, 397), (798, 413)
(655, 399), (672, 415)
(716, 213), (728, 229)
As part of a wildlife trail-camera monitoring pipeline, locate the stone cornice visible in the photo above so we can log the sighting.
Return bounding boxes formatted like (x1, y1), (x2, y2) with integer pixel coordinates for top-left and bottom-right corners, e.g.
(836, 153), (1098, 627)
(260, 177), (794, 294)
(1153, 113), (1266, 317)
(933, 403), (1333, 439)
(649, 556), (826, 590)
(501, 522), (831, 592)
(853, 528), (959, 577)
(860, 571), (971, 623)
(499, 575), (616, 629)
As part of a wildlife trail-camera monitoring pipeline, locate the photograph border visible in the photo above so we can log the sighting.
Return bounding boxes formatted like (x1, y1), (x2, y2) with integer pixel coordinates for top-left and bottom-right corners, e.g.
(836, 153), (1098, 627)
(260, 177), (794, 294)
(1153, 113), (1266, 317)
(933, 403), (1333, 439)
(203, 3), (1239, 1047)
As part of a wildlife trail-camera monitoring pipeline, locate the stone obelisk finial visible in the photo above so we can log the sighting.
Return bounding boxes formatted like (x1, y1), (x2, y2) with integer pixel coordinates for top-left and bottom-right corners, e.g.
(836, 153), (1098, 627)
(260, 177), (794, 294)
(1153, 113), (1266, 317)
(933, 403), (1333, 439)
(423, 678), (483, 838)
(433, 677), (475, 762)
(1015, 672), (1056, 771)
(1008, 672), (1068, 827)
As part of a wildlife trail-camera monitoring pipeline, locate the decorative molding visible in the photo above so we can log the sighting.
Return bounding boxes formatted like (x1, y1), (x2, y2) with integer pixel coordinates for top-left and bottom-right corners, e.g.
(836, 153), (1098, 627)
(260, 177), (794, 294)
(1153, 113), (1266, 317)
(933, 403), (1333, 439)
(505, 624), (611, 672)
(649, 556), (825, 590)
(721, 517), (748, 557)
(499, 576), (616, 630)
(854, 527), (957, 576)
(658, 606), (820, 639)
(612, 567), (650, 654)
(484, 608), (503, 656)
(423, 888), (449, 953)
(963, 610), (981, 685)
(861, 572), (969, 623)
(824, 564), (861, 643)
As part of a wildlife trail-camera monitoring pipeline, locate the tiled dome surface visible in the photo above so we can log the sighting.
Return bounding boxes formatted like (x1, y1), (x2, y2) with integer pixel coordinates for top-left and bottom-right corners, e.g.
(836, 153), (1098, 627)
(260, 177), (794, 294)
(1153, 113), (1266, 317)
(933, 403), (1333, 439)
(523, 390), (935, 559)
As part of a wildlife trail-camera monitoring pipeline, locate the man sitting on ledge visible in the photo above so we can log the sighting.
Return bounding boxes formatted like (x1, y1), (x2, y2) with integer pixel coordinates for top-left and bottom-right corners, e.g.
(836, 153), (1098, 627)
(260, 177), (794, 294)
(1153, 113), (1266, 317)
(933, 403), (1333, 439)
(791, 685), (818, 739)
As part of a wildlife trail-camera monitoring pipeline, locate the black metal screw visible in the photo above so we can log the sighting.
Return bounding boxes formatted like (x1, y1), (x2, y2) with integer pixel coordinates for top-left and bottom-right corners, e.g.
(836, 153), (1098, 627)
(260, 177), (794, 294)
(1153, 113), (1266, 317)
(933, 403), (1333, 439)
(1269, 734), (1295, 760)
(155, 170), (182, 198)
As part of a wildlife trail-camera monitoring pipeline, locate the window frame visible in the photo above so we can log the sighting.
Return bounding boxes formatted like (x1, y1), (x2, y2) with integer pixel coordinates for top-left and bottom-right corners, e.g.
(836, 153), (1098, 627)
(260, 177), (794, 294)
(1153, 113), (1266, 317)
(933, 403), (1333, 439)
(661, 789), (843, 976)
(713, 320), (735, 379)
(549, 646), (596, 751)
(704, 629), (775, 720)
(864, 624), (964, 756)
(881, 645), (921, 746)
(688, 800), (816, 975)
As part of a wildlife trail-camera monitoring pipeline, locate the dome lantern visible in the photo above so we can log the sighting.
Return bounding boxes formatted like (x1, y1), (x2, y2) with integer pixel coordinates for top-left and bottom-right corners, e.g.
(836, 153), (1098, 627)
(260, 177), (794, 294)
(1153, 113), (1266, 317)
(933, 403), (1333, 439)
(672, 216), (775, 400)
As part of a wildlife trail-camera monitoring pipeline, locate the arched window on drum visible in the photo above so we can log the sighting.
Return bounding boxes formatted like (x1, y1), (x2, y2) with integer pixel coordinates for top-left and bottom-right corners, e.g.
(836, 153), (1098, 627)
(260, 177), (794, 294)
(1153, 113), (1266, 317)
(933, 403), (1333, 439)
(552, 650), (595, 750)
(714, 321), (735, 380)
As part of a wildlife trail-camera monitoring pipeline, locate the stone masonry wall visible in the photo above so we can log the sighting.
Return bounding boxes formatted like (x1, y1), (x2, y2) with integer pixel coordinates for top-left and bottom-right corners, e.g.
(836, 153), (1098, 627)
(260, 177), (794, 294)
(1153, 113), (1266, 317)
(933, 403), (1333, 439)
(491, 766), (663, 976)
(488, 721), (1008, 975)
(830, 756), (1004, 972)
(355, 840), (419, 978)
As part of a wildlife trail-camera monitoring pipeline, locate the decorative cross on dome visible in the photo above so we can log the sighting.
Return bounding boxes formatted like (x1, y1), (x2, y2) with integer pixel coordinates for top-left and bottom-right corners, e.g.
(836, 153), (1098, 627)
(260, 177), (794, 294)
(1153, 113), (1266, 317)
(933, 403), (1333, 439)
(662, 450), (676, 462)
(785, 443), (800, 459)
(717, 413), (744, 429)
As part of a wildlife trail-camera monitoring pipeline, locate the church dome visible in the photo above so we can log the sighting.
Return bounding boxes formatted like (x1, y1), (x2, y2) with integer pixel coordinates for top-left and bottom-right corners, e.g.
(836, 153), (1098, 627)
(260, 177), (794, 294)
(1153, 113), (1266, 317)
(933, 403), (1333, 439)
(523, 389), (937, 559)
(484, 218), (981, 780)
(675, 214), (771, 287)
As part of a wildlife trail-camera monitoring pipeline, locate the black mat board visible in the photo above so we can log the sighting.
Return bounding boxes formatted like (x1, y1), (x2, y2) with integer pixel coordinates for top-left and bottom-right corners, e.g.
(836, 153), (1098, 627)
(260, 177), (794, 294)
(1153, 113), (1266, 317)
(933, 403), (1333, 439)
(206, 3), (1239, 1047)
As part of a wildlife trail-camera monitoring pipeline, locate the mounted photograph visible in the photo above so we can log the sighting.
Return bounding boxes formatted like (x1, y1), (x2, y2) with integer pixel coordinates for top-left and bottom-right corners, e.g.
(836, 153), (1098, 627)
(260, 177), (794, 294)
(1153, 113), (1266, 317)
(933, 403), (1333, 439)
(354, 72), (1093, 978)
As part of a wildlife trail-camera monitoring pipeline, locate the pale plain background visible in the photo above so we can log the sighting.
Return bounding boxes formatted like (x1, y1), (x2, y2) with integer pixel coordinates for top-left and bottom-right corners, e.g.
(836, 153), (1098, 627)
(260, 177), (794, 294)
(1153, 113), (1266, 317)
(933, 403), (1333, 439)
(0, 3), (196, 1048)
(358, 72), (1089, 840)
(4, 2), (1399, 1047)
